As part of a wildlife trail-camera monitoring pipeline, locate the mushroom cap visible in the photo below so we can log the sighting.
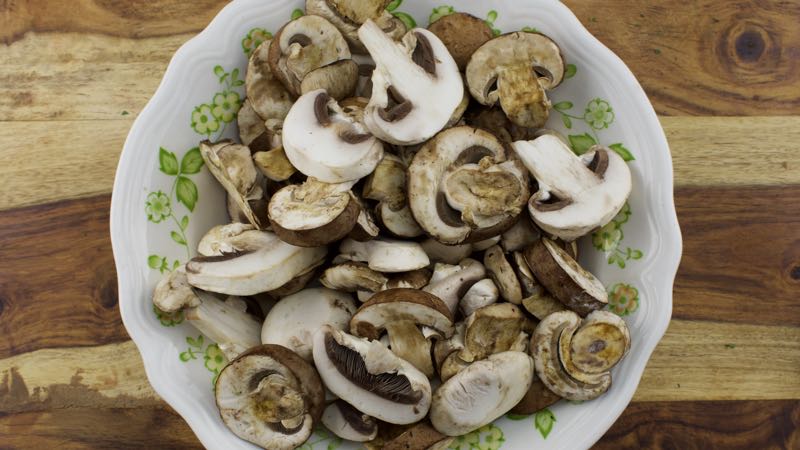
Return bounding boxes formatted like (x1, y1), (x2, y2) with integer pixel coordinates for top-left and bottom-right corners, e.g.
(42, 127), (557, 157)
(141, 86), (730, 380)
(312, 325), (432, 424)
(321, 399), (378, 442)
(246, 40), (295, 121)
(350, 288), (455, 340)
(514, 135), (632, 241)
(283, 90), (384, 183)
(261, 288), (356, 362)
(358, 21), (464, 145)
(339, 237), (430, 273)
(215, 344), (325, 449)
(430, 351), (534, 436)
(427, 12), (494, 71)
(408, 126), (528, 244)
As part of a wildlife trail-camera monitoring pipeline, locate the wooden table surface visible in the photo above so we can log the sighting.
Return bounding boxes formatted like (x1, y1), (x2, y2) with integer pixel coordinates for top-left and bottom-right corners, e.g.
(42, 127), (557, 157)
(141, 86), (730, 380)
(0, 0), (798, 448)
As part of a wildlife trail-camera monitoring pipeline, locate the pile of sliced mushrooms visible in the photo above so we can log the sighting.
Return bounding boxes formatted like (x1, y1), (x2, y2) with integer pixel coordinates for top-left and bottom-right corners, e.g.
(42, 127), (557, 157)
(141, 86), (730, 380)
(153, 3), (634, 449)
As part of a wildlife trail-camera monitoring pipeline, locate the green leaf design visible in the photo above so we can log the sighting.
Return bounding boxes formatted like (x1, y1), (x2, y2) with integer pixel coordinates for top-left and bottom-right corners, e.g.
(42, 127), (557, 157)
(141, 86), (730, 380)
(176, 176), (199, 211)
(553, 101), (573, 111)
(535, 408), (556, 439)
(180, 147), (204, 174)
(521, 26), (540, 33)
(562, 114), (573, 129)
(233, 79), (245, 87)
(172, 260), (180, 270)
(565, 63), (577, 79)
(147, 254), (163, 270)
(609, 143), (635, 161)
(486, 10), (498, 23)
(179, 351), (194, 362)
(392, 11), (417, 29)
(171, 231), (186, 246)
(429, 6), (455, 24)
(179, 215), (189, 231)
(231, 68), (240, 82)
(213, 65), (224, 78)
(291, 8), (304, 20)
(158, 147), (179, 175)
(568, 133), (597, 155)
(630, 249), (644, 259)
(187, 335), (204, 349)
(386, 0), (402, 12)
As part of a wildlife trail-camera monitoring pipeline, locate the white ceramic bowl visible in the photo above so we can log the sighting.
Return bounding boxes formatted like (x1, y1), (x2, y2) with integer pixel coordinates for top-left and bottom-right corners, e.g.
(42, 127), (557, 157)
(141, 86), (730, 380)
(111, 1), (682, 448)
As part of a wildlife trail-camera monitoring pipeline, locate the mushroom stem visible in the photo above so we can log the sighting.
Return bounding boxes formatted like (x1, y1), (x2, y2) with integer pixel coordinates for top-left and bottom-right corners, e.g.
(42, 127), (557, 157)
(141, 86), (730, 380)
(186, 292), (262, 360)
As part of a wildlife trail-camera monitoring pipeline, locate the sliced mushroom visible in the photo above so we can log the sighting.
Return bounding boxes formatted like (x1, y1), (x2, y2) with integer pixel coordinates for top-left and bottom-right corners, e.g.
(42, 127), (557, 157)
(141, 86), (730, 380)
(350, 288), (454, 377)
(430, 351), (534, 436)
(306, 0), (406, 54)
(423, 258), (486, 314)
(385, 269), (432, 290)
(322, 400), (378, 442)
(268, 178), (360, 247)
(511, 250), (542, 298)
(523, 238), (607, 316)
(238, 99), (273, 152)
(339, 237), (429, 272)
(458, 278), (499, 317)
(200, 140), (265, 229)
(299, 58), (359, 100)
(186, 230), (327, 296)
(363, 154), (423, 238)
(427, 12), (494, 71)
(197, 222), (259, 257)
(246, 40), (295, 122)
(261, 288), (355, 362)
(266, 260), (322, 298)
(358, 20), (464, 145)
(459, 303), (528, 362)
(509, 374), (562, 415)
(514, 135), (633, 241)
(283, 90), (384, 183)
(466, 32), (565, 128)
(253, 146), (297, 182)
(381, 421), (452, 450)
(483, 245), (523, 304)
(152, 265), (200, 313)
(531, 310), (630, 401)
(312, 325), (432, 424)
(432, 322), (466, 382)
(349, 207), (381, 241)
(320, 261), (389, 293)
(216, 344), (325, 449)
(500, 216), (542, 252)
(420, 238), (473, 265)
(522, 292), (566, 321)
(408, 126), (529, 244)
(471, 236), (501, 252)
(187, 292), (262, 360)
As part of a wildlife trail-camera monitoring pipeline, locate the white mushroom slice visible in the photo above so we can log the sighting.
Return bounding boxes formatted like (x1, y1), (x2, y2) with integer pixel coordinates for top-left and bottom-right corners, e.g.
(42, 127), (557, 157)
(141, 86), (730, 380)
(216, 345), (325, 449)
(246, 40), (295, 122)
(339, 238), (429, 272)
(500, 217), (542, 252)
(459, 303), (528, 362)
(531, 310), (630, 401)
(306, 0), (406, 54)
(430, 351), (534, 436)
(483, 245), (523, 304)
(408, 126), (529, 244)
(358, 21), (464, 145)
(283, 90), (384, 183)
(186, 230), (327, 296)
(514, 135), (632, 241)
(320, 262), (389, 293)
(197, 222), (258, 256)
(186, 292), (261, 360)
(459, 278), (499, 317)
(200, 140), (265, 229)
(261, 288), (356, 362)
(152, 265), (200, 313)
(471, 236), (501, 252)
(268, 178), (360, 247)
(423, 259), (486, 314)
(321, 400), (378, 442)
(312, 325), (432, 424)
(523, 238), (607, 316)
(420, 238), (473, 265)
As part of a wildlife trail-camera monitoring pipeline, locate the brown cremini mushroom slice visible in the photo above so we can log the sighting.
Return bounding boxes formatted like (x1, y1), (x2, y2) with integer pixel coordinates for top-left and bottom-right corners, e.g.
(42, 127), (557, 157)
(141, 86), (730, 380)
(423, 258), (486, 314)
(350, 288), (454, 377)
(509, 374), (562, 415)
(430, 351), (534, 436)
(261, 288), (356, 362)
(379, 421), (453, 450)
(312, 325), (432, 424)
(466, 31), (565, 128)
(523, 238), (607, 316)
(483, 245), (523, 304)
(459, 303), (528, 362)
(246, 40), (295, 122)
(358, 20), (464, 145)
(363, 154), (424, 238)
(514, 134), (633, 241)
(531, 310), (630, 401)
(306, 0), (406, 54)
(283, 90), (384, 183)
(427, 12), (494, 71)
(408, 126), (529, 244)
(215, 344), (325, 449)
(338, 237), (429, 273)
(253, 146), (297, 182)
(238, 99), (273, 153)
(268, 177), (361, 247)
(321, 399), (378, 442)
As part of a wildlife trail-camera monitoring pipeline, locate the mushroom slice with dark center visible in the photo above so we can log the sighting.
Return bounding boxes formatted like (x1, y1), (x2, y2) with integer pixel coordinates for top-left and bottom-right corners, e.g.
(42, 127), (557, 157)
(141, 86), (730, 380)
(483, 245), (523, 304)
(514, 134), (632, 241)
(321, 399), (378, 442)
(320, 262), (389, 294)
(268, 177), (360, 247)
(523, 238), (607, 316)
(408, 126), (529, 244)
(459, 303), (528, 362)
(338, 237), (429, 273)
(306, 0), (406, 54)
(200, 140), (265, 229)
(423, 258), (486, 314)
(312, 325), (431, 424)
(349, 288), (455, 377)
(186, 230), (327, 296)
(430, 351), (534, 436)
(216, 344), (325, 449)
(358, 21), (464, 145)
(283, 90), (384, 183)
(246, 39), (295, 122)
(261, 288), (356, 362)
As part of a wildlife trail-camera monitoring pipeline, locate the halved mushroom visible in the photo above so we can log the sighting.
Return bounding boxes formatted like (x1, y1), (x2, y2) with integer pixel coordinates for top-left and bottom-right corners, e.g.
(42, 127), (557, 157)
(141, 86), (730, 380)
(152, 265), (200, 313)
(306, 0), (406, 54)
(188, 292), (262, 359)
(216, 344), (325, 449)
(186, 230), (327, 296)
(350, 288), (454, 377)
(514, 135), (633, 241)
(363, 154), (424, 238)
(466, 32), (565, 128)
(408, 126), (529, 244)
(358, 20), (464, 145)
(261, 288), (356, 362)
(321, 400), (378, 442)
(312, 325), (432, 424)
(282, 90), (384, 183)
(523, 238), (607, 316)
(246, 40), (295, 123)
(483, 245), (523, 304)
(458, 278), (499, 317)
(339, 237), (429, 272)
(200, 140), (266, 229)
(427, 12), (494, 71)
(531, 310), (630, 401)
(430, 351), (534, 436)
(459, 303), (528, 362)
(253, 146), (297, 182)
(423, 258), (486, 313)
(268, 15), (355, 98)
(268, 178), (360, 247)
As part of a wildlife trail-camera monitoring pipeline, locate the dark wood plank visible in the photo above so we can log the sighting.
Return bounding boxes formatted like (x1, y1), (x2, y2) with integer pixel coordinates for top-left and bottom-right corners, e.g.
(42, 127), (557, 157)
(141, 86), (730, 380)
(0, 194), (126, 359)
(595, 400), (800, 449)
(673, 185), (800, 327)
